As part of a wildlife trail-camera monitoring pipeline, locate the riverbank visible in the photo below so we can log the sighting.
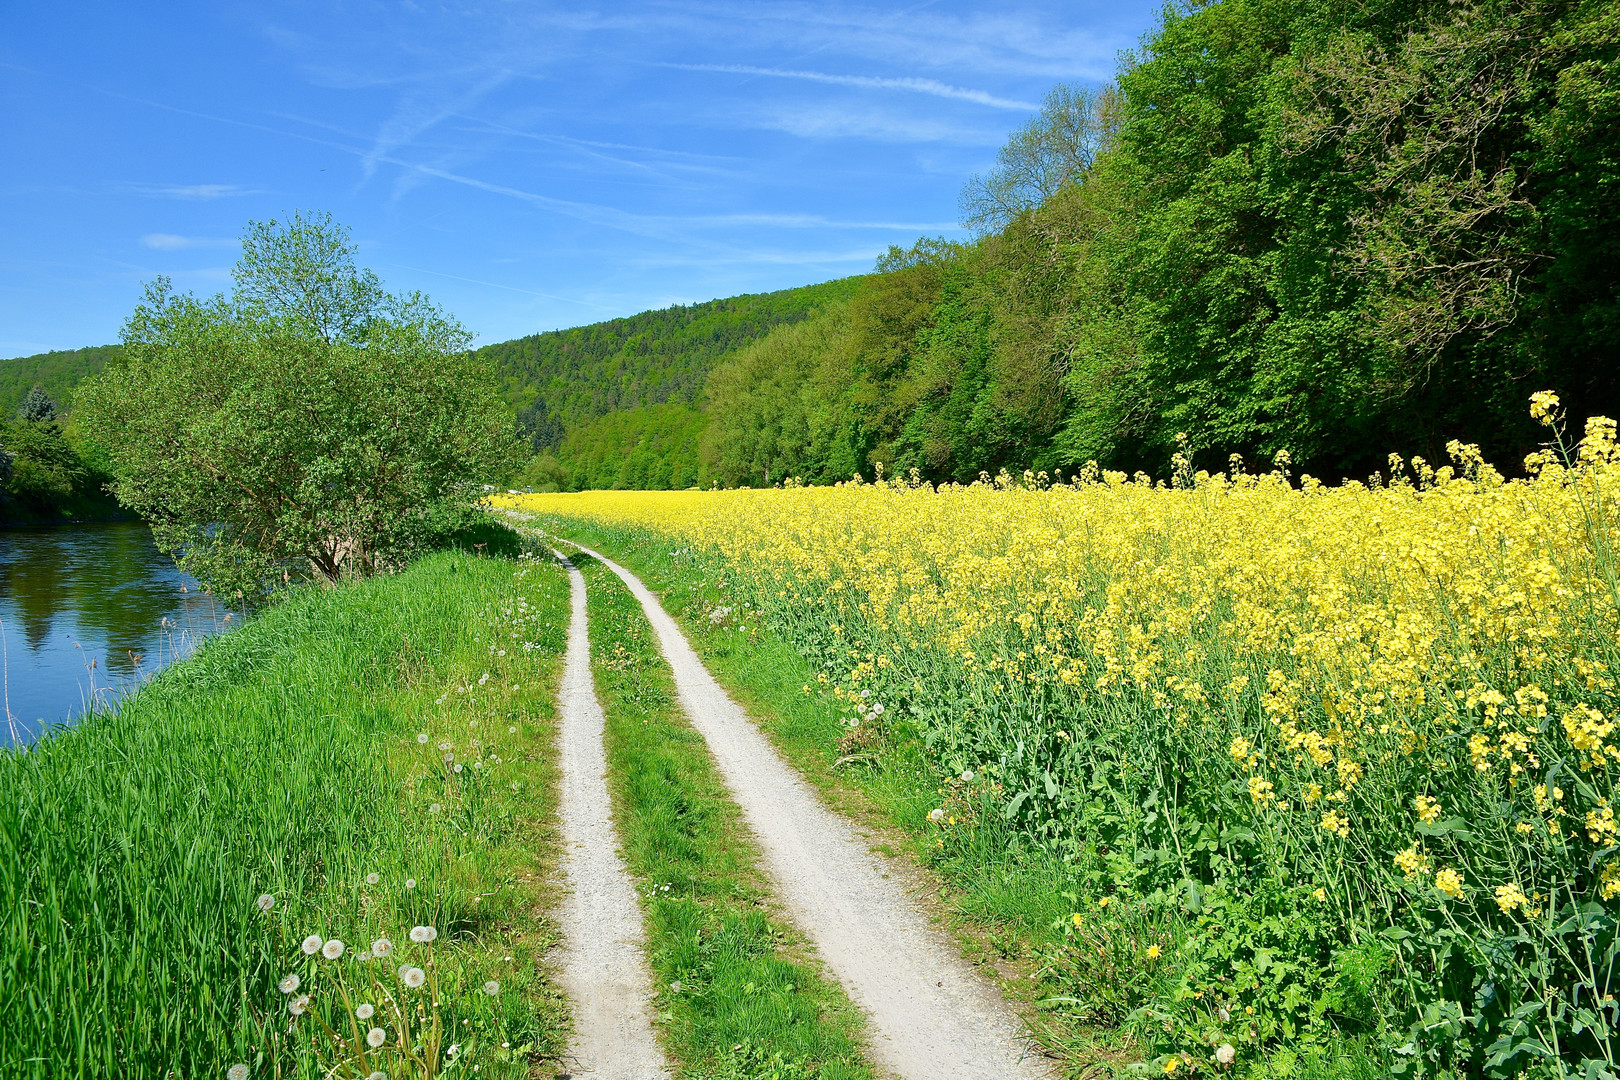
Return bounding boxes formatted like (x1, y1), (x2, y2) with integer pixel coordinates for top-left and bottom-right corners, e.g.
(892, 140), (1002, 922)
(0, 550), (573, 1079)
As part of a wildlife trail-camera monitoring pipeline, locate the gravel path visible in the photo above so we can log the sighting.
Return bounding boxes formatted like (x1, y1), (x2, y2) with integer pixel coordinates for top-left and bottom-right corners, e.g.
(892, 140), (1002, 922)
(574, 544), (1053, 1080)
(550, 552), (671, 1080)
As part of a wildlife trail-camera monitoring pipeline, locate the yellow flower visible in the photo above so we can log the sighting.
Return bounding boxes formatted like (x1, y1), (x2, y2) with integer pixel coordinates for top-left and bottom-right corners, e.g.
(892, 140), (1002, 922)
(1097, 896), (1113, 908)
(1495, 883), (1529, 913)
(1229, 736), (1252, 764)
(1319, 810), (1349, 838)
(1587, 805), (1617, 845)
(1601, 864), (1620, 901)
(1529, 390), (1560, 424)
(1435, 869), (1464, 899)
(1164, 1057), (1179, 1075)
(1146, 945), (1162, 959)
(1312, 887), (1327, 902)
(1248, 776), (1275, 806)
(1414, 795), (1441, 824)
(1072, 912), (1083, 927)
(1393, 843), (1430, 878)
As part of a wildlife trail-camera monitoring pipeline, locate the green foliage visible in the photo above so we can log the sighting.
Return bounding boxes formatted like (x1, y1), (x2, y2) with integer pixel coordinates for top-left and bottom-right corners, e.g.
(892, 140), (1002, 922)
(483, 277), (865, 449)
(0, 344), (120, 417)
(0, 411), (120, 523)
(0, 551), (573, 1079)
(556, 402), (708, 491)
(698, 0), (1619, 486)
(75, 212), (520, 594)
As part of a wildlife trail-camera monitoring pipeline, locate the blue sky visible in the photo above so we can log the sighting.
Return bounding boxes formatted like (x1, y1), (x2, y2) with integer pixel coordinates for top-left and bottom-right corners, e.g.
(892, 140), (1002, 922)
(1, 1), (1161, 356)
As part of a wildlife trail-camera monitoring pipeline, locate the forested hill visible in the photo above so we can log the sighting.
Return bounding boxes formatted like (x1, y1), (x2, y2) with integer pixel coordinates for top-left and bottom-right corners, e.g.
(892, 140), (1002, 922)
(479, 277), (864, 449)
(0, 345), (121, 416)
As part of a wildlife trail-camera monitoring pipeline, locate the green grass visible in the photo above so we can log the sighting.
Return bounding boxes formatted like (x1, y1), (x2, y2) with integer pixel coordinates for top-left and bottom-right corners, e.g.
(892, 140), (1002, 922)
(0, 550), (572, 1079)
(576, 552), (876, 1080)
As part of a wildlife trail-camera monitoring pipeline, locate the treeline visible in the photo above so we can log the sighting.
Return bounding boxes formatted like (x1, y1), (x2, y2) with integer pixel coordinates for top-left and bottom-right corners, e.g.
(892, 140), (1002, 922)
(0, 345), (120, 419)
(0, 386), (124, 524)
(695, 0), (1619, 487)
(485, 279), (863, 451)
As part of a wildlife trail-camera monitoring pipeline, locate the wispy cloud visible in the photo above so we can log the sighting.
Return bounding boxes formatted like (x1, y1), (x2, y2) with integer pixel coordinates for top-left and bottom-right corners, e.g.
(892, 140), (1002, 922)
(666, 63), (1037, 111)
(126, 183), (265, 200)
(141, 233), (239, 250)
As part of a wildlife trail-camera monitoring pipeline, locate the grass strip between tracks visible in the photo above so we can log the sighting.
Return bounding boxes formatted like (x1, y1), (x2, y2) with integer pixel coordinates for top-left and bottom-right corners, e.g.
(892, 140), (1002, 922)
(1, 550), (572, 1079)
(576, 552), (876, 1080)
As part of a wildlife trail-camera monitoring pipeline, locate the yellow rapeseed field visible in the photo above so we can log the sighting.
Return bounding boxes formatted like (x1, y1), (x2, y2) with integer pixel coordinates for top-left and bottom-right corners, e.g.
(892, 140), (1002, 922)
(497, 396), (1619, 1073)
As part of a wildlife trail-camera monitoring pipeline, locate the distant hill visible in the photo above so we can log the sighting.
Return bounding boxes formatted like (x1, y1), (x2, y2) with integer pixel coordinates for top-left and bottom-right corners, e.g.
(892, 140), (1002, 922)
(478, 277), (866, 450)
(0, 345), (121, 416)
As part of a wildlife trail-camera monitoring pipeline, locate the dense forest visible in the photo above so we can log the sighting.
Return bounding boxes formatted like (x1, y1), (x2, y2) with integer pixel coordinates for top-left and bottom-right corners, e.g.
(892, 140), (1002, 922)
(700, 0), (1619, 487)
(0, 345), (120, 418)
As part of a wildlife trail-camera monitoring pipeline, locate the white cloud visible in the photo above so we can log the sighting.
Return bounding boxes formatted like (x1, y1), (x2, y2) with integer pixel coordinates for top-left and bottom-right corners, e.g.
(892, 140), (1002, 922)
(666, 64), (1037, 111)
(140, 234), (239, 250)
(126, 183), (264, 200)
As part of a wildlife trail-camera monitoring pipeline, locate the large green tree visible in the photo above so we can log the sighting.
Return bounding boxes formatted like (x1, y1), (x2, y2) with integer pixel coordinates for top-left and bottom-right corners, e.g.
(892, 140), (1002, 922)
(76, 211), (519, 594)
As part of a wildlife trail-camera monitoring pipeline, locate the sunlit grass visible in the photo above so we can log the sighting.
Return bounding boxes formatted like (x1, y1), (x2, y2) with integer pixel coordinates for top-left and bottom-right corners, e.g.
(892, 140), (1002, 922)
(0, 551), (571, 1079)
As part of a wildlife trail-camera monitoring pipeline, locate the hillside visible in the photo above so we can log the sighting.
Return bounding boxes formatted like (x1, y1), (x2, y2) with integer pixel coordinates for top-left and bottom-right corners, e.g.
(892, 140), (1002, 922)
(478, 277), (865, 451)
(0, 345), (121, 417)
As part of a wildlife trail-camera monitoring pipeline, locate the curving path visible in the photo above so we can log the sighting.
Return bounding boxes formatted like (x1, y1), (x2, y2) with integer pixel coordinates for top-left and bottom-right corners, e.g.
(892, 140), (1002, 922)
(571, 543), (1052, 1080)
(550, 551), (671, 1080)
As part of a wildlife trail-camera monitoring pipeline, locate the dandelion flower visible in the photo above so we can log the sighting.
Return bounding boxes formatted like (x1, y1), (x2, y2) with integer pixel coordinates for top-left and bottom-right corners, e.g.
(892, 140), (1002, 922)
(372, 938), (393, 958)
(277, 974), (300, 994)
(484, 980), (500, 996)
(228, 1064), (250, 1080)
(417, 733), (429, 744)
(398, 964), (413, 981)
(322, 939), (346, 960)
(1165, 1057), (1180, 1074)
(356, 1003), (374, 1020)
(366, 1027), (387, 1048)
(1146, 945), (1161, 959)
(1312, 887), (1327, 902)
(410, 925), (438, 943)
(368, 1073), (386, 1080)
(1071, 913), (1083, 927)
(1216, 1044), (1235, 1065)
(301, 935), (323, 955)
(927, 808), (945, 822)
(961, 769), (975, 782)
(366, 873), (380, 885)
(454, 763), (463, 774)
(403, 967), (427, 988)
(405, 878), (416, 889)
(256, 894), (274, 913)
(289, 994), (310, 1016)
(430, 803), (442, 814)
(509, 725), (517, 734)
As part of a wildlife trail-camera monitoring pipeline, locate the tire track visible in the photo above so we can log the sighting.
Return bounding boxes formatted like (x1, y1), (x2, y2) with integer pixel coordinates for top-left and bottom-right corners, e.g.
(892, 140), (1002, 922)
(571, 543), (1052, 1080)
(550, 551), (670, 1080)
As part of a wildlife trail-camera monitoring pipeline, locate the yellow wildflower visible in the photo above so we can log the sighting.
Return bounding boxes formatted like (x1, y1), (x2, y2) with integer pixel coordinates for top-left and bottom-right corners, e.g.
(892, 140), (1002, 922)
(1587, 804), (1617, 845)
(1435, 869), (1464, 899)
(1312, 887), (1327, 902)
(1248, 776), (1275, 806)
(1601, 865), (1620, 901)
(1414, 795), (1441, 824)
(1319, 810), (1349, 838)
(1146, 945), (1162, 959)
(1495, 883), (1529, 913)
(1393, 843), (1430, 878)
(1529, 390), (1560, 424)
(1229, 736), (1252, 764)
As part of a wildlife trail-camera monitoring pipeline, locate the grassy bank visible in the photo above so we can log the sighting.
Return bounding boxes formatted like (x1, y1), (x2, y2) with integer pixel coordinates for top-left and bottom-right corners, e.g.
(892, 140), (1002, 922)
(0, 550), (572, 1079)
(577, 552), (876, 1080)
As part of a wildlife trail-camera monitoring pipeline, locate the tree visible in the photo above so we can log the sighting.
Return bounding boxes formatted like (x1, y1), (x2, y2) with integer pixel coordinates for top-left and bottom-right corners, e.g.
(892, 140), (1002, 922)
(958, 83), (1123, 235)
(75, 211), (520, 595)
(16, 385), (56, 423)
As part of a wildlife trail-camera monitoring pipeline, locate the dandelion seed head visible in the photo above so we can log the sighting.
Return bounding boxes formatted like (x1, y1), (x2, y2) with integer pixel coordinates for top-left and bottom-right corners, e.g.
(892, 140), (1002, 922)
(417, 733), (429, 743)
(405, 878), (416, 889)
(301, 934), (322, 955)
(356, 1002), (374, 1019)
(366, 872), (380, 885)
(403, 967), (427, 988)
(927, 808), (945, 822)
(289, 994), (310, 1016)
(483, 980), (500, 996)
(255, 893), (274, 912)
(372, 938), (393, 958)
(409, 925), (438, 943)
(397, 964), (412, 981)
(1216, 1044), (1236, 1065)
(508, 725), (517, 734)
(277, 974), (300, 994)
(366, 1027), (387, 1047)
(322, 939), (345, 960)
(430, 803), (441, 814)
(228, 1064), (250, 1080)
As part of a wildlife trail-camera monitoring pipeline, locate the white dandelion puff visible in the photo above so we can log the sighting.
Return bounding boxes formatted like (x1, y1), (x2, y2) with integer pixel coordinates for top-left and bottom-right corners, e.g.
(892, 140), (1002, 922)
(409, 925), (438, 943)
(429, 803), (441, 814)
(371, 938), (393, 958)
(453, 763), (463, 774)
(228, 1064), (250, 1080)
(478, 673), (489, 685)
(322, 939), (345, 960)
(366, 872), (380, 885)
(417, 733), (429, 743)
(508, 725), (517, 734)
(403, 967), (427, 988)
(277, 974), (300, 994)
(928, 808), (945, 822)
(368, 1073), (386, 1080)
(255, 894), (274, 912)
(366, 1027), (387, 1048)
(961, 770), (975, 782)
(405, 878), (416, 889)
(289, 994), (310, 1016)
(355, 1002), (374, 1019)
(483, 980), (500, 996)
(301, 934), (323, 955)
(397, 964), (413, 981)
(1216, 1044), (1236, 1065)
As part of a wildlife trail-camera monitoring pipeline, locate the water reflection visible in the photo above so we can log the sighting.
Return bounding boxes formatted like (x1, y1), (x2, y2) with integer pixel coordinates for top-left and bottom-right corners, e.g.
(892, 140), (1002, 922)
(0, 523), (232, 741)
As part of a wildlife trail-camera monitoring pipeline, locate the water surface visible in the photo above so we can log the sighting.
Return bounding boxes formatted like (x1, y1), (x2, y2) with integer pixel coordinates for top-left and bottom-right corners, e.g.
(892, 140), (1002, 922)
(0, 522), (232, 742)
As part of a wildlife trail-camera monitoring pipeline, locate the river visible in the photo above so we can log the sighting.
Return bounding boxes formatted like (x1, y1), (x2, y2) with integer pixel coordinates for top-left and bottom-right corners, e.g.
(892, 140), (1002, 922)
(0, 522), (233, 743)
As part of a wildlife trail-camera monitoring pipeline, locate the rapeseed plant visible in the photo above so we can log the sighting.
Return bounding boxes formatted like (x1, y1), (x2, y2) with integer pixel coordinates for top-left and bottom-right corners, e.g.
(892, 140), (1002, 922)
(500, 391), (1620, 1077)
